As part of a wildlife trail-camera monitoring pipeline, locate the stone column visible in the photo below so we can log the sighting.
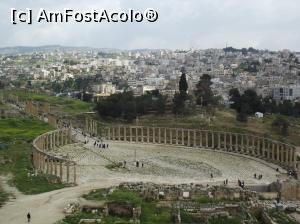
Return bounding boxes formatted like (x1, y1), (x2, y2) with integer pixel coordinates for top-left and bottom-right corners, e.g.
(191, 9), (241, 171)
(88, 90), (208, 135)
(60, 161), (63, 181)
(281, 144), (284, 164)
(277, 144), (280, 162)
(135, 127), (138, 142)
(262, 138), (266, 158)
(108, 127), (111, 140)
(289, 147), (294, 167)
(218, 132), (221, 149)
(251, 136), (255, 155)
(54, 159), (57, 176)
(272, 143), (275, 161)
(130, 127), (132, 142)
(66, 162), (70, 183)
(112, 127), (115, 140)
(286, 146), (290, 166)
(170, 129), (173, 144)
(267, 141), (271, 160)
(187, 130), (190, 146)
(64, 131), (68, 145)
(164, 128), (167, 144)
(241, 135), (244, 153)
(73, 164), (76, 184)
(147, 127), (150, 143)
(193, 130), (196, 147)
(205, 131), (208, 148)
(52, 132), (56, 147)
(158, 128), (161, 144)
(153, 127), (155, 143)
(50, 158), (53, 175)
(292, 147), (296, 169)
(181, 129), (185, 146)
(124, 126), (127, 141)
(141, 127), (144, 143)
(235, 134), (238, 152)
(200, 131), (203, 147)
(224, 133), (227, 150)
(211, 131), (215, 149)
(118, 126), (121, 141)
(229, 133), (233, 151)
(46, 157), (49, 174)
(176, 129), (178, 145)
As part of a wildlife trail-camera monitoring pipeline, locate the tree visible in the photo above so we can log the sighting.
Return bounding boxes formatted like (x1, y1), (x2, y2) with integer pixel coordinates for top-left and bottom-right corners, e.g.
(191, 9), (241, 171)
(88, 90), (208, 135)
(179, 68), (188, 94)
(229, 88), (241, 110)
(272, 116), (289, 136)
(241, 89), (264, 114)
(195, 74), (214, 106)
(229, 88), (263, 123)
(173, 68), (189, 115)
(172, 92), (186, 115)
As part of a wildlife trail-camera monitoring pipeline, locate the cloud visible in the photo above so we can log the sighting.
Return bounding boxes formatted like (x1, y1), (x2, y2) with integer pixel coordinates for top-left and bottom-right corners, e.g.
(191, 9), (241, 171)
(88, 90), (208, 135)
(0, 0), (299, 50)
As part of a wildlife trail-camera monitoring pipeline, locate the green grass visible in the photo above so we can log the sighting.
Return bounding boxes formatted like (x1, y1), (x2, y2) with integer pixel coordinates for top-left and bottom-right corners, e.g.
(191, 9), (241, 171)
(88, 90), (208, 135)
(140, 201), (172, 224)
(0, 186), (9, 208)
(109, 189), (143, 207)
(56, 211), (102, 224)
(83, 188), (142, 206)
(209, 217), (242, 224)
(65, 188), (172, 224)
(82, 188), (107, 201)
(0, 118), (52, 142)
(268, 209), (297, 224)
(2, 90), (93, 115)
(0, 118), (65, 194)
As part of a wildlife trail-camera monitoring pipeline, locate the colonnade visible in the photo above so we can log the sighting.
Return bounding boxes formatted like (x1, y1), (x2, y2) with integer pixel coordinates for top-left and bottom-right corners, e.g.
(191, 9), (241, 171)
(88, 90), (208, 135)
(105, 126), (297, 170)
(32, 128), (76, 184)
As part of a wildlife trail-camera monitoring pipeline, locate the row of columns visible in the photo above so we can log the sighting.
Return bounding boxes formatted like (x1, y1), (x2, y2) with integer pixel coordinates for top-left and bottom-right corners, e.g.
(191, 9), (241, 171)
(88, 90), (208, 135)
(38, 129), (72, 151)
(32, 129), (76, 184)
(106, 126), (297, 170)
(85, 118), (98, 136)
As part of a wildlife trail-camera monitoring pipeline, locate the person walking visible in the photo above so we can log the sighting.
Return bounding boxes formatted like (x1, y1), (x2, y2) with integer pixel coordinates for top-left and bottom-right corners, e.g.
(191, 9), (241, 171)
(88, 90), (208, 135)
(27, 212), (31, 223)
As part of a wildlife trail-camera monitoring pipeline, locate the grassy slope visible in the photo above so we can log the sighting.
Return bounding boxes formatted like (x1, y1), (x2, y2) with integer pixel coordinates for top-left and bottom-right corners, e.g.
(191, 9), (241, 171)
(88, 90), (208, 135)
(0, 118), (64, 196)
(2, 90), (93, 115)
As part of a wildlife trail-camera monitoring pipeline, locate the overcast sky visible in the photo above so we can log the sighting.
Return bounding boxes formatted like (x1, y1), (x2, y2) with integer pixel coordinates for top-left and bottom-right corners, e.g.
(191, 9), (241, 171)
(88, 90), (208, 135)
(0, 0), (299, 51)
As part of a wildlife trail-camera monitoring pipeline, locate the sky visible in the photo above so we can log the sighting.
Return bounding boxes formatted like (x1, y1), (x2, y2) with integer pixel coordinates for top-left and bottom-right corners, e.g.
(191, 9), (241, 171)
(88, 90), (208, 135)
(0, 0), (300, 51)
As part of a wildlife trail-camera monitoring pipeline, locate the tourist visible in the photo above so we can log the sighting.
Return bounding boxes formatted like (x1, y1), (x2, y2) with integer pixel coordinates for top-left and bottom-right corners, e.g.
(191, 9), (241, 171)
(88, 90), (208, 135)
(226, 179), (228, 185)
(27, 212), (31, 223)
(241, 181), (245, 188)
(210, 173), (213, 178)
(254, 173), (257, 179)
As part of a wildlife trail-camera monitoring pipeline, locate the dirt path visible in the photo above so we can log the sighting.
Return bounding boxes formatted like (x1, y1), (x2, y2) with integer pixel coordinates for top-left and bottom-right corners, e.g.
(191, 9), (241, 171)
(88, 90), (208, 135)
(0, 178), (121, 224)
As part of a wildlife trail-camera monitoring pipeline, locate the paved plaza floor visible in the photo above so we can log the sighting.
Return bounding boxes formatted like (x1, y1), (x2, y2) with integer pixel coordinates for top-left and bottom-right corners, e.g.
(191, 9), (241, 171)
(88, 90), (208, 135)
(54, 138), (284, 186)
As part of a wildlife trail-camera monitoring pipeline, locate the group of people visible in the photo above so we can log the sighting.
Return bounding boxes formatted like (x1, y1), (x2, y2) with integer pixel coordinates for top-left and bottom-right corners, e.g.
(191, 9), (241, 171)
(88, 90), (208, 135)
(122, 160), (144, 168)
(93, 140), (109, 149)
(254, 173), (263, 180)
(223, 179), (229, 185)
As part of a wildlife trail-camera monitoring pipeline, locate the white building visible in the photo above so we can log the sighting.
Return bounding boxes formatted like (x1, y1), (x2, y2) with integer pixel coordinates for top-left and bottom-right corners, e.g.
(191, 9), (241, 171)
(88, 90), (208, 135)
(272, 85), (300, 101)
